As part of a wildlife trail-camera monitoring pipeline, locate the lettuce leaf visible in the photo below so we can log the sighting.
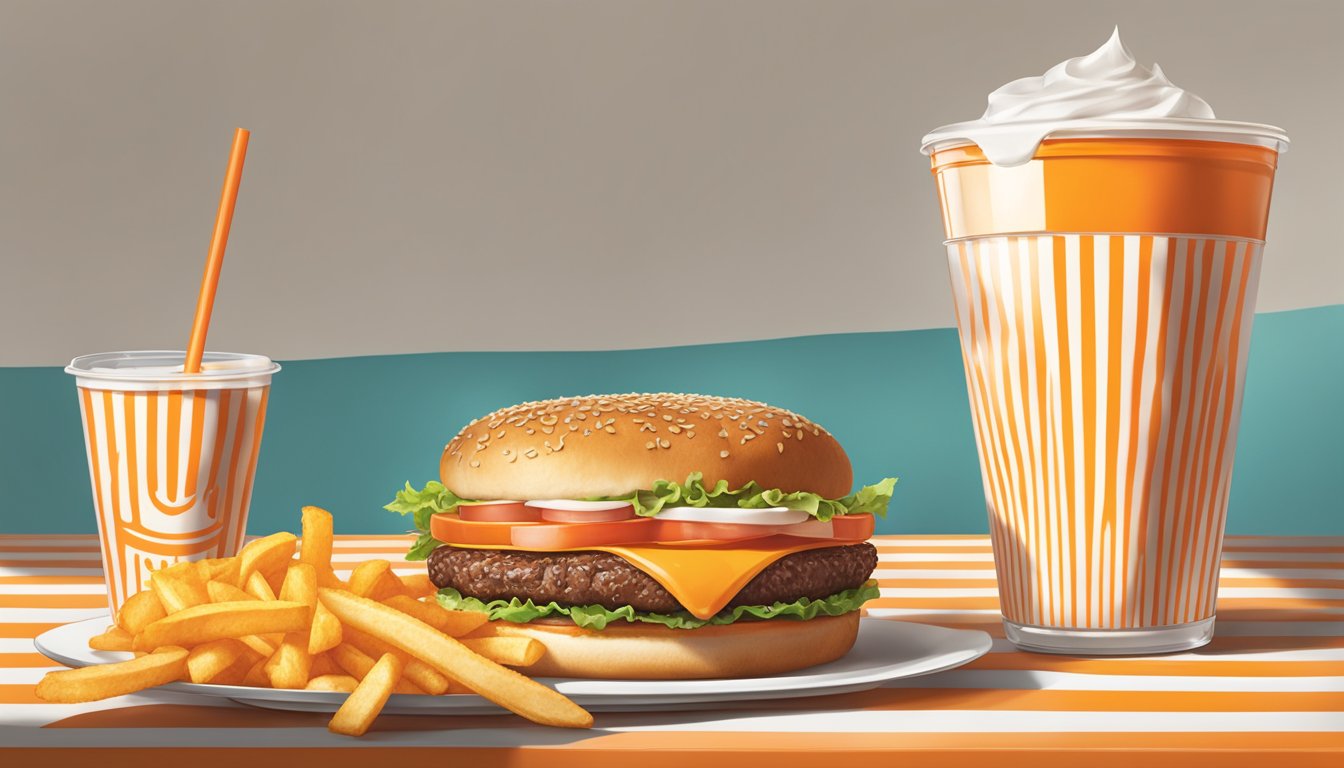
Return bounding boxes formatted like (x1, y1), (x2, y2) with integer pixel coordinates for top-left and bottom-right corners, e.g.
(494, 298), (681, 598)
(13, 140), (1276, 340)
(435, 581), (880, 630)
(387, 475), (899, 561)
(384, 481), (468, 561)
(597, 473), (897, 522)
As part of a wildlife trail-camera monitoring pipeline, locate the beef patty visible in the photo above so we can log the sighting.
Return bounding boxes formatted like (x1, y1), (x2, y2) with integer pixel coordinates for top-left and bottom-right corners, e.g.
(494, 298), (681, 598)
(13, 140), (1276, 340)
(427, 542), (878, 614)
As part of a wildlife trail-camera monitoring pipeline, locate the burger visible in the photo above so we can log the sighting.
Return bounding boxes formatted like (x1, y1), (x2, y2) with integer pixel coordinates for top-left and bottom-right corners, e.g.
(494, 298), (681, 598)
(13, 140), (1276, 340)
(386, 393), (896, 679)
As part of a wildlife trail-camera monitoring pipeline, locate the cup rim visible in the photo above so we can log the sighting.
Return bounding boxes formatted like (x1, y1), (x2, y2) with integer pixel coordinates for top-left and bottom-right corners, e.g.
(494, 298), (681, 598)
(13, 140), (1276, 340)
(65, 350), (281, 382)
(920, 117), (1290, 157)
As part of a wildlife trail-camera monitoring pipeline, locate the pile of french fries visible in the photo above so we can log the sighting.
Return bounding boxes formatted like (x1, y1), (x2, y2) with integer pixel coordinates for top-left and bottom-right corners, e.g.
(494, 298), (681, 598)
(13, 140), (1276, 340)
(35, 506), (593, 734)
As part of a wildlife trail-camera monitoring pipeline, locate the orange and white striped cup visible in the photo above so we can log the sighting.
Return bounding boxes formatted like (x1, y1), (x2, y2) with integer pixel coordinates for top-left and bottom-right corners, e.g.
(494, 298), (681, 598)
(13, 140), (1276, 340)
(928, 136), (1284, 653)
(66, 351), (280, 615)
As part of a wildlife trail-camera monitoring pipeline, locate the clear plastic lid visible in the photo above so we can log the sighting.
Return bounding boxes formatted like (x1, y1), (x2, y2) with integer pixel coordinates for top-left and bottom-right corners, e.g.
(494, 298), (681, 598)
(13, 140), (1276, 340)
(66, 350), (280, 390)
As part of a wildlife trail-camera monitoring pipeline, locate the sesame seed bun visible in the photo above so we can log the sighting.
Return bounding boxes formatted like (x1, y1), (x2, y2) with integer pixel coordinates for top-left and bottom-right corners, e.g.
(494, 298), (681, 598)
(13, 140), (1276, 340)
(440, 393), (853, 500)
(487, 612), (860, 679)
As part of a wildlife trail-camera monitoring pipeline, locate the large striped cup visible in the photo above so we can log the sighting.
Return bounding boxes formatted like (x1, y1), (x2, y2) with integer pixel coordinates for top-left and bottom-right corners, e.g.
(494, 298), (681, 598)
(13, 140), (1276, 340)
(66, 351), (279, 615)
(928, 137), (1283, 654)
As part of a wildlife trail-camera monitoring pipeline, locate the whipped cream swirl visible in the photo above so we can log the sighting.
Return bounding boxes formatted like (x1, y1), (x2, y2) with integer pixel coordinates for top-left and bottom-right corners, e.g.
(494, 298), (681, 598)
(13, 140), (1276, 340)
(985, 27), (1213, 124)
(920, 28), (1258, 166)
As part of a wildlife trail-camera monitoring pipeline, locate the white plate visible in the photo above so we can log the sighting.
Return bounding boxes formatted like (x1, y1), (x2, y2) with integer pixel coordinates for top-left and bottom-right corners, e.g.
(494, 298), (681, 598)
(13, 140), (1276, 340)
(35, 616), (991, 714)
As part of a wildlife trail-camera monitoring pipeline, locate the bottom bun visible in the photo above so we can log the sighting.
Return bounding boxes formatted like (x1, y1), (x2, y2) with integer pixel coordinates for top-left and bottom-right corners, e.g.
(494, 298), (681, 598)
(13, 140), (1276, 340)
(487, 612), (861, 680)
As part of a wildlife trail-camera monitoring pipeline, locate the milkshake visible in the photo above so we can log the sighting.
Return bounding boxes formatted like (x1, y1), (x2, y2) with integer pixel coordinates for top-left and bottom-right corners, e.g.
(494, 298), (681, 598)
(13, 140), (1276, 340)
(922, 29), (1287, 654)
(66, 351), (280, 614)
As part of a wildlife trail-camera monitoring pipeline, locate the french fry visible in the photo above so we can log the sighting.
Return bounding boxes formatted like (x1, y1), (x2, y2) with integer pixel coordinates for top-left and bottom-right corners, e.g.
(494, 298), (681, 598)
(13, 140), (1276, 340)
(329, 642), (376, 680)
(381, 595), (487, 637)
(150, 562), (211, 614)
(309, 651), (338, 678)
(115, 589), (167, 634)
(348, 560), (392, 598)
(300, 506), (343, 587)
(202, 557), (242, 586)
(237, 633), (278, 657)
(341, 626), (450, 695)
(245, 571), (278, 601)
(207, 580), (255, 603)
(280, 562), (318, 618)
(369, 572), (406, 601)
(399, 573), (436, 598)
(328, 643), (424, 694)
(202, 583), (284, 654)
(241, 657), (270, 688)
(186, 639), (248, 684)
(306, 674), (359, 693)
(238, 532), (297, 587)
(209, 652), (257, 686)
(89, 626), (134, 652)
(35, 647), (188, 703)
(308, 601), (342, 655)
(266, 632), (312, 689)
(318, 588), (592, 728)
(328, 653), (402, 737)
(461, 636), (545, 667)
(134, 601), (310, 650)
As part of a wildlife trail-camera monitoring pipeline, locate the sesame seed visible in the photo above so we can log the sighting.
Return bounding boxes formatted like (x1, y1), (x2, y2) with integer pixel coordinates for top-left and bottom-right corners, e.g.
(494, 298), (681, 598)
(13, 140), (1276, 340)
(583, 429), (592, 436)
(658, 438), (670, 448)
(645, 441), (656, 450)
(686, 431), (695, 439)
(524, 449), (538, 459)
(526, 428), (535, 435)
(720, 450), (730, 458)
(604, 426), (616, 434)
(568, 424), (578, 432)
(470, 460), (481, 468)
(668, 425), (681, 434)
(757, 420), (767, 428)
(718, 429), (728, 438)
(662, 415), (672, 422)
(777, 442), (784, 453)
(542, 426), (554, 435)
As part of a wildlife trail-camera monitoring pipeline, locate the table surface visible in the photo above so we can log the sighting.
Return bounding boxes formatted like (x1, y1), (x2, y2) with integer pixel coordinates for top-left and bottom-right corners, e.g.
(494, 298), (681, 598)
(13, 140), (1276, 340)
(2, 533), (1341, 766)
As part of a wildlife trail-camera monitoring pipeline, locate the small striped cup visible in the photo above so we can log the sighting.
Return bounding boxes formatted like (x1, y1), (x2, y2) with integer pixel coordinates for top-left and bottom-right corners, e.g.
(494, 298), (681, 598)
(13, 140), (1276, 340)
(66, 351), (279, 615)
(927, 135), (1285, 654)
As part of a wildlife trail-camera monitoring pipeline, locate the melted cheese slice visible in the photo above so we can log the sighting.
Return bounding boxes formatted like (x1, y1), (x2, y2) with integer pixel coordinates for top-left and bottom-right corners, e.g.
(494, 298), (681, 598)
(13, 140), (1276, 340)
(447, 535), (852, 620)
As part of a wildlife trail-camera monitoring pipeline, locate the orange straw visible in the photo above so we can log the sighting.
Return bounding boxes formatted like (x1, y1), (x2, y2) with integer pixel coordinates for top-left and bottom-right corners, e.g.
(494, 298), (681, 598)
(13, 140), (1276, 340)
(184, 127), (251, 373)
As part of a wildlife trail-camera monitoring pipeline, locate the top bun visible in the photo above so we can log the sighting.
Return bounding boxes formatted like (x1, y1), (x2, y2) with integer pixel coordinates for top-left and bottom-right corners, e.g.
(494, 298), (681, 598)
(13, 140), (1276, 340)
(440, 393), (853, 500)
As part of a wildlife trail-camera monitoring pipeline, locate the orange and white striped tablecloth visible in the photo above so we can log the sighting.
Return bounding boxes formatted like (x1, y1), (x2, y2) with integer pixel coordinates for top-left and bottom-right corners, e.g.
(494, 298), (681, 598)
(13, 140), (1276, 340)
(2, 534), (1341, 766)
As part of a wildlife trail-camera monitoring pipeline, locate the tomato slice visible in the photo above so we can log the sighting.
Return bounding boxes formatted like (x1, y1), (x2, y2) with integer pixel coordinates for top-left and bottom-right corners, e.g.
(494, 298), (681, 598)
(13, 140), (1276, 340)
(509, 518), (657, 549)
(457, 501), (541, 523)
(430, 511), (877, 550)
(528, 500), (635, 523)
(648, 520), (784, 543)
(431, 514), (540, 546)
(828, 513), (876, 541)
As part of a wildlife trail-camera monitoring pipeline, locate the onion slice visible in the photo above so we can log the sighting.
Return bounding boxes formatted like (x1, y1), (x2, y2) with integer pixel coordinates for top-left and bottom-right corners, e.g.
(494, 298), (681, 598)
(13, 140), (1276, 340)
(525, 499), (636, 523)
(655, 506), (808, 526)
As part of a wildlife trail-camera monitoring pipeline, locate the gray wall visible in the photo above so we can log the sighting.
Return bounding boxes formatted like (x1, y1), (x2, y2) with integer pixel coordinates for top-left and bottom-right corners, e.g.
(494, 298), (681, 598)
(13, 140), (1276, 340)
(3, 0), (1339, 365)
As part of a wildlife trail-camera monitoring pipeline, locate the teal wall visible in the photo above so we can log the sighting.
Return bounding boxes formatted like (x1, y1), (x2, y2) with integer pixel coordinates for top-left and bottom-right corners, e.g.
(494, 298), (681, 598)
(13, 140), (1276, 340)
(2, 305), (1340, 536)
